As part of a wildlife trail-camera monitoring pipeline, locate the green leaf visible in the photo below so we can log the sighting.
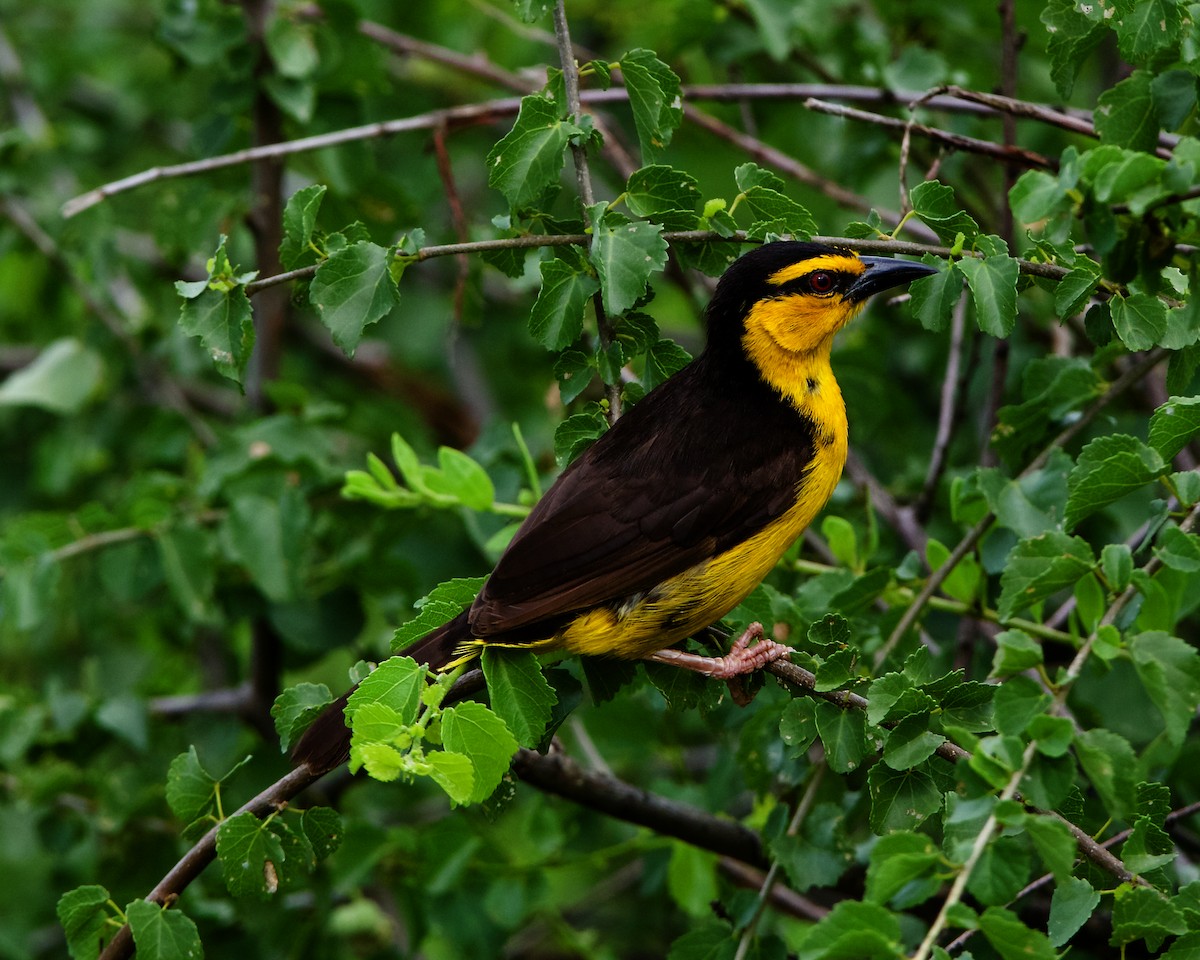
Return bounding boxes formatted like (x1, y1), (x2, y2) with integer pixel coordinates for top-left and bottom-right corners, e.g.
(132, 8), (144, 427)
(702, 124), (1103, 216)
(1119, 3), (1183, 67)
(310, 241), (400, 356)
(1103, 543), (1134, 592)
(643, 338), (692, 391)
(279, 183), (326, 269)
(814, 700), (865, 773)
(909, 180), (979, 243)
(589, 205), (669, 313)
(480, 648), (557, 748)
(989, 629), (1043, 679)
(957, 253), (1020, 338)
(619, 49), (682, 163)
(126, 900), (204, 960)
(1064, 433), (1166, 529)
(1009, 170), (1068, 224)
(554, 407), (608, 466)
(58, 885), (113, 960)
(997, 531), (1094, 621)
(165, 746), (217, 825)
(433, 447), (495, 511)
(667, 919), (737, 960)
(907, 263), (961, 332)
(1149, 395), (1200, 460)
(346, 656), (425, 725)
(440, 700), (520, 803)
(968, 835), (1031, 906)
(1155, 524), (1200, 573)
(1095, 70), (1160, 152)
(216, 810), (287, 897)
(1024, 815), (1076, 881)
(1111, 292), (1169, 351)
(1054, 264), (1102, 318)
(177, 282), (255, 384)
(529, 258), (599, 350)
(271, 683), (333, 753)
(392, 577), (484, 650)
(979, 905), (1058, 960)
(425, 750), (476, 806)
(300, 806), (342, 862)
(224, 490), (309, 602)
(486, 95), (573, 206)
(0, 338), (104, 414)
(1049, 876), (1102, 947)
(883, 715), (945, 770)
(993, 676), (1051, 736)
(1042, 0), (1106, 98)
(1129, 631), (1200, 746)
(1076, 728), (1138, 819)
(779, 698), (818, 757)
(864, 831), (940, 905)
(1111, 884), (1188, 948)
(867, 762), (943, 832)
(800, 901), (901, 960)
(625, 165), (700, 220)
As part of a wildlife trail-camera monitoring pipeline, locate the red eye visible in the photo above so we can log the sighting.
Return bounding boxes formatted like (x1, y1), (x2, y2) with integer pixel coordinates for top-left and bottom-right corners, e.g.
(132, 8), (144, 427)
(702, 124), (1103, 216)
(808, 271), (835, 294)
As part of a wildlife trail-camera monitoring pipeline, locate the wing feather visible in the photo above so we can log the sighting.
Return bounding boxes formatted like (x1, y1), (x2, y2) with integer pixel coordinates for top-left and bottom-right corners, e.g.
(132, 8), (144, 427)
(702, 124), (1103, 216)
(468, 356), (817, 637)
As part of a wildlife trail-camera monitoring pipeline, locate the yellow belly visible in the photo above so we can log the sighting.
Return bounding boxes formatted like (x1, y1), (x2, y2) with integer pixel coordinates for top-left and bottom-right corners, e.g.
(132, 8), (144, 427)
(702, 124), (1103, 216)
(555, 450), (844, 659)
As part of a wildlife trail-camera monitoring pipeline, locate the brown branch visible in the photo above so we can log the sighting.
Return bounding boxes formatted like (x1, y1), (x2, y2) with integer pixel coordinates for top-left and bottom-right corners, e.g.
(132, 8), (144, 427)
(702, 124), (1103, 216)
(804, 98), (1055, 171)
(915, 292), (970, 521)
(511, 747), (769, 869)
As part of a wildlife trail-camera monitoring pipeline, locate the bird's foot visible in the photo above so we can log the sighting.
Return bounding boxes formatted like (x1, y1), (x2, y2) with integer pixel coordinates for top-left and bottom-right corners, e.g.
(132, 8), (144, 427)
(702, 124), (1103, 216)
(646, 622), (792, 679)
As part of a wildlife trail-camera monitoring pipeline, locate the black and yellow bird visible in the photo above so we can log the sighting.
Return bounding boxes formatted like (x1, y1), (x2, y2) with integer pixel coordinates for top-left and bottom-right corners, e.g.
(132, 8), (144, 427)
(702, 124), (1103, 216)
(294, 241), (936, 773)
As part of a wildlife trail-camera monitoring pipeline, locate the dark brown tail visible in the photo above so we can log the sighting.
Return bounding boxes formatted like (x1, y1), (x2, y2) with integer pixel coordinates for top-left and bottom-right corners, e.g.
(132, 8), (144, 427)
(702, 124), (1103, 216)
(289, 610), (472, 775)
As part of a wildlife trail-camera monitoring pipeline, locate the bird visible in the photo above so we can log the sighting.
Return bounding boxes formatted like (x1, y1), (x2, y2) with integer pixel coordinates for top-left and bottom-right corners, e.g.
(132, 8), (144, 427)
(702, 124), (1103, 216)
(293, 241), (937, 774)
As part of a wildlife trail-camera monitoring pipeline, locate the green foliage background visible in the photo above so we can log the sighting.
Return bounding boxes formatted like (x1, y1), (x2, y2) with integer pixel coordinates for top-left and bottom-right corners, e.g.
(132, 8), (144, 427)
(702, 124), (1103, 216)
(6, 0), (1200, 957)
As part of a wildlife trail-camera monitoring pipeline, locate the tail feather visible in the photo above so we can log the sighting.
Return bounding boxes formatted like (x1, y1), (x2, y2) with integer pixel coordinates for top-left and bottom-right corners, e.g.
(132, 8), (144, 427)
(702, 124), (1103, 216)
(290, 610), (473, 775)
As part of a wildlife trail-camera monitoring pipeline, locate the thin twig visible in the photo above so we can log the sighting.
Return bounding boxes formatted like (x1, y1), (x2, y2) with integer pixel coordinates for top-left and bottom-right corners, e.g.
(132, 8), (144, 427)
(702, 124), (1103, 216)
(552, 0), (621, 423)
(879, 347), (1170, 665)
(804, 98), (1055, 170)
(916, 293), (969, 520)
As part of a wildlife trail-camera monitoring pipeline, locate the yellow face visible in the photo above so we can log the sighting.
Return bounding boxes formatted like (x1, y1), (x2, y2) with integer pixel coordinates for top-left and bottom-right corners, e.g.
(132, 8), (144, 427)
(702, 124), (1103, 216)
(743, 253), (868, 356)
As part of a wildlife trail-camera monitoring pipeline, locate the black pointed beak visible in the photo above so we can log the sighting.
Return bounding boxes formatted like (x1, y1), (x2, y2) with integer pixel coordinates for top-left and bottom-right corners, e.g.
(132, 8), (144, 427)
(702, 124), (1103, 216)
(847, 256), (940, 302)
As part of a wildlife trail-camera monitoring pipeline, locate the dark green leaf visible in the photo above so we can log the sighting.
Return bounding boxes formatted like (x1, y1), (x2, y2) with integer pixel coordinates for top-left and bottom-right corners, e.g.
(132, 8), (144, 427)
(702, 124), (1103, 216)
(989, 629), (1043, 679)
(279, 184), (326, 269)
(440, 700), (520, 803)
(864, 831), (940, 905)
(392, 578), (485, 649)
(867, 762), (943, 832)
(589, 205), (669, 313)
(625, 165), (700, 220)
(957, 253), (1020, 338)
(980, 905), (1058, 960)
(58, 885), (112, 960)
(271, 683), (333, 753)
(1149, 395), (1200, 460)
(216, 810), (287, 897)
(1075, 728), (1138, 819)
(165, 746), (217, 825)
(310, 241), (400, 356)
(619, 49), (682, 163)
(907, 263), (961, 332)
(1064, 433), (1165, 529)
(486, 95), (573, 206)
(1049, 876), (1102, 947)
(909, 179), (979, 242)
(1095, 71), (1160, 152)
(997, 531), (1095, 621)
(814, 700), (865, 774)
(529, 258), (599, 350)
(1111, 884), (1188, 948)
(1111, 292), (1169, 351)
(1129, 630), (1200, 746)
(126, 900), (203, 960)
(480, 648), (556, 748)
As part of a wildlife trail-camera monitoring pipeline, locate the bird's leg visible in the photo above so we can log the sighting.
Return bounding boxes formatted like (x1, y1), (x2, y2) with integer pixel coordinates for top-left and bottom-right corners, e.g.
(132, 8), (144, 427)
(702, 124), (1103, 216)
(645, 622), (792, 679)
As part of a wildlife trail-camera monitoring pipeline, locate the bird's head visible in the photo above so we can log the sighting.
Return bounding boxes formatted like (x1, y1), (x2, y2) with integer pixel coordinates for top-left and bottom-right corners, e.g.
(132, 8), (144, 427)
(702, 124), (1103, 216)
(705, 241), (938, 359)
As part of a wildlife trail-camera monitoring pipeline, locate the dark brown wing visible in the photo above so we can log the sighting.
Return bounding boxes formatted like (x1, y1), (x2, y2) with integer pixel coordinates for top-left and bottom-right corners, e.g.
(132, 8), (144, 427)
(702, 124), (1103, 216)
(468, 353), (818, 638)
